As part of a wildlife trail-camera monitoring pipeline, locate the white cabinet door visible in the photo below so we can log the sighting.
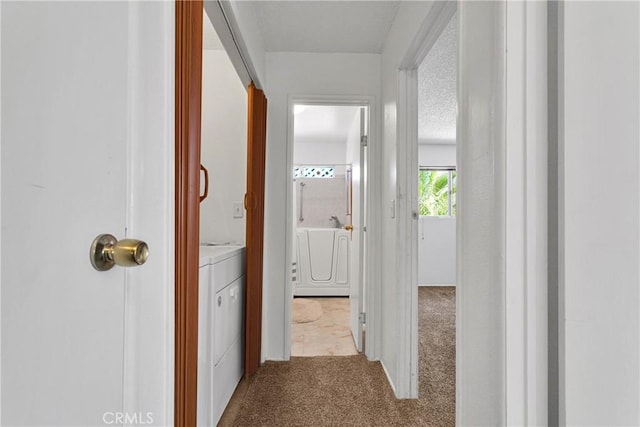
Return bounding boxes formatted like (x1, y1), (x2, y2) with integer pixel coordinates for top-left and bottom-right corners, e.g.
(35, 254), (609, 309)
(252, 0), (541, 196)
(228, 278), (245, 347)
(215, 276), (246, 366)
(1, 2), (173, 425)
(214, 286), (228, 366)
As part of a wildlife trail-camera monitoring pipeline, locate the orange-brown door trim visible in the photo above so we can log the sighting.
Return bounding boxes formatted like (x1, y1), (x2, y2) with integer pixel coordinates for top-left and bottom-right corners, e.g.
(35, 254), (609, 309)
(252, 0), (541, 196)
(244, 82), (268, 378)
(175, 1), (203, 426)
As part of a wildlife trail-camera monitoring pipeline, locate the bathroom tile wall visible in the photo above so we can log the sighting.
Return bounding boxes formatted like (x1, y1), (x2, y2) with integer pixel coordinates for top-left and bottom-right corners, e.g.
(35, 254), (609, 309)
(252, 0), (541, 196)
(296, 174), (349, 228)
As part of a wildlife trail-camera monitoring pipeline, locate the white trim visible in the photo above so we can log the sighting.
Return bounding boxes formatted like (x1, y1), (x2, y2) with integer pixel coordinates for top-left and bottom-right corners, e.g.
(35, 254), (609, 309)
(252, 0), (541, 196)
(367, 96), (383, 362)
(381, 357), (397, 397)
(457, 3), (507, 422)
(557, 3), (566, 423)
(284, 95), (380, 361)
(504, 1), (548, 424)
(524, 2), (548, 423)
(164, 6), (176, 420)
(504, 1), (527, 422)
(460, 1), (549, 423)
(122, 2), (175, 424)
(0, 1), (3, 421)
(401, 1), (457, 69)
(205, 1), (260, 89)
(396, 69), (419, 398)
(546, 2), (560, 422)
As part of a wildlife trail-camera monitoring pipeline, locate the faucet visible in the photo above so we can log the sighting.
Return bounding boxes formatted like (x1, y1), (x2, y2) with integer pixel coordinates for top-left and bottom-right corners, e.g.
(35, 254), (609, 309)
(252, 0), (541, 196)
(329, 216), (342, 228)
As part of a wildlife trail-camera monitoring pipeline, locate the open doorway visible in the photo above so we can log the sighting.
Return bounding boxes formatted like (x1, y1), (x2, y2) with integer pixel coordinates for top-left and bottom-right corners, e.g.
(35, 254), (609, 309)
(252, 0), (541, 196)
(394, 0), (458, 399)
(415, 9), (457, 409)
(289, 103), (369, 357)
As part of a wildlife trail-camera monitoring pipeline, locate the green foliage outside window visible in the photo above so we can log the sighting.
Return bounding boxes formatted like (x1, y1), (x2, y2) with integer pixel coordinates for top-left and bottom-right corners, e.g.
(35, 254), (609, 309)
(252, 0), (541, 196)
(451, 170), (456, 215)
(418, 169), (456, 216)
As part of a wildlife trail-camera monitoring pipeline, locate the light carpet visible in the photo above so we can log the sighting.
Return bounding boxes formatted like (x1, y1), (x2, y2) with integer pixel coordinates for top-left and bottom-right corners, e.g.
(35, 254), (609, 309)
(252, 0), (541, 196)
(221, 287), (455, 426)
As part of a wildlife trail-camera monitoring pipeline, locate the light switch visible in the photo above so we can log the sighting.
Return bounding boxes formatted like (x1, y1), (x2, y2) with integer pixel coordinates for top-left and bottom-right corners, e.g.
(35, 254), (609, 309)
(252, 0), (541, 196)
(233, 202), (244, 218)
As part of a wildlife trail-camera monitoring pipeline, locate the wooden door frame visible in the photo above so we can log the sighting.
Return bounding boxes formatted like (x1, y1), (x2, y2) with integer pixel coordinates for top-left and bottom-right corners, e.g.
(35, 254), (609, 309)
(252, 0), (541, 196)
(244, 83), (267, 377)
(175, 1), (203, 426)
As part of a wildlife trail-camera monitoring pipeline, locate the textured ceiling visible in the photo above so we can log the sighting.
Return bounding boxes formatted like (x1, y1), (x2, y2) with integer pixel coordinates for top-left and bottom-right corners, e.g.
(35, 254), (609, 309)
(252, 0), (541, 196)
(418, 13), (457, 145)
(294, 105), (361, 145)
(253, 1), (400, 53)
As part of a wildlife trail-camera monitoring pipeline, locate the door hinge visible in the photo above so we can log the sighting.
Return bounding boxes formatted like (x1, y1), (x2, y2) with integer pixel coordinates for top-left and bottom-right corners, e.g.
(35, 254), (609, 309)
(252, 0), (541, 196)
(359, 312), (366, 324)
(361, 135), (368, 147)
(363, 226), (367, 232)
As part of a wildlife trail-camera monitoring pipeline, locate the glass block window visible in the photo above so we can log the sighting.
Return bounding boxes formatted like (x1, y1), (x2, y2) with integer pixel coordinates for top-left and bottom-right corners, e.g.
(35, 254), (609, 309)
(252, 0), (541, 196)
(293, 166), (335, 179)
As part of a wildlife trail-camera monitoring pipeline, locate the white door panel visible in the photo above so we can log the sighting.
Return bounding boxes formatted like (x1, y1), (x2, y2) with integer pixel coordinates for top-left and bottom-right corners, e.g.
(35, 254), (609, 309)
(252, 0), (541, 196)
(349, 107), (367, 352)
(2, 2), (173, 426)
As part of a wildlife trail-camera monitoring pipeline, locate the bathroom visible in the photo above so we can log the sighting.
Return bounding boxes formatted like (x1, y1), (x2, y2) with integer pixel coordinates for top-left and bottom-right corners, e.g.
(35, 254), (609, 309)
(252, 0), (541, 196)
(290, 104), (368, 357)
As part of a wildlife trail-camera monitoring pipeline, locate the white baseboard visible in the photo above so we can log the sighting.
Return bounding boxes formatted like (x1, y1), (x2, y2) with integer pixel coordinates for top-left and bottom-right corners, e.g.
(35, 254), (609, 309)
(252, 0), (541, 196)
(380, 359), (398, 398)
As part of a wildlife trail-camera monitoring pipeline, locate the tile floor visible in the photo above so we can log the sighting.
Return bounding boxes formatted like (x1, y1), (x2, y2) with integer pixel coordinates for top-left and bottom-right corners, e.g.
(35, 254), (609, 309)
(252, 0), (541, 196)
(291, 297), (358, 357)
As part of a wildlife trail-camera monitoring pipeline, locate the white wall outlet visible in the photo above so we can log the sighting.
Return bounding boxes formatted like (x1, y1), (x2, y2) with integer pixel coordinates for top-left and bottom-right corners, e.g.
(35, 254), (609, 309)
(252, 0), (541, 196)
(233, 202), (244, 218)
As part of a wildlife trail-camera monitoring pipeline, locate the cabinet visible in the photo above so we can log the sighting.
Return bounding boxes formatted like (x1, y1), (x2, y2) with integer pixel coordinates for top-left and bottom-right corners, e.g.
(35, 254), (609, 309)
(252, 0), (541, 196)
(197, 246), (246, 426)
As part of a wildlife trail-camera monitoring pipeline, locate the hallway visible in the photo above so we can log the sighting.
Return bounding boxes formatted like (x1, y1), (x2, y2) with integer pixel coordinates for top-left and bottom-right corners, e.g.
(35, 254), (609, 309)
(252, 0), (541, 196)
(3, 1), (639, 425)
(220, 288), (455, 426)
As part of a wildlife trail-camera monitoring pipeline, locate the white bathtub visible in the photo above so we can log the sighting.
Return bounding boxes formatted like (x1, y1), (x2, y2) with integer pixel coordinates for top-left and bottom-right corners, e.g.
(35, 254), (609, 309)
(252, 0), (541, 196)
(294, 228), (350, 296)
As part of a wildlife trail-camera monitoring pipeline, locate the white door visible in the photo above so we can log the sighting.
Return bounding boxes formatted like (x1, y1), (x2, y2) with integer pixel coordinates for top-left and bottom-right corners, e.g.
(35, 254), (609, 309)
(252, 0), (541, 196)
(1, 2), (173, 426)
(349, 107), (368, 352)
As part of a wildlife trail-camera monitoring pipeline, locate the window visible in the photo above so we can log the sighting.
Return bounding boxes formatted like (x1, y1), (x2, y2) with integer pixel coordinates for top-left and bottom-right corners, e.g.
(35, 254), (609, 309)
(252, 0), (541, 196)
(418, 168), (456, 216)
(293, 166), (335, 179)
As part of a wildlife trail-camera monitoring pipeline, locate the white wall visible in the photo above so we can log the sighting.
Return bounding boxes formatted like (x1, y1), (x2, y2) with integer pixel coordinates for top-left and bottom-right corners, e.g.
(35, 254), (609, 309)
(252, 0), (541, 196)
(419, 217), (456, 285)
(418, 143), (456, 286)
(294, 142), (346, 165)
(559, 2), (640, 424)
(457, 1), (508, 421)
(262, 52), (379, 361)
(293, 132), (351, 229)
(418, 144), (456, 167)
(199, 48), (247, 245)
(379, 0), (436, 395)
(294, 175), (347, 229)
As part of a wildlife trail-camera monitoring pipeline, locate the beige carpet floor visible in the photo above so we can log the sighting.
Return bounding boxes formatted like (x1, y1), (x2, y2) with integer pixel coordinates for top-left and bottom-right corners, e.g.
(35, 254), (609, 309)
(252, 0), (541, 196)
(221, 287), (455, 426)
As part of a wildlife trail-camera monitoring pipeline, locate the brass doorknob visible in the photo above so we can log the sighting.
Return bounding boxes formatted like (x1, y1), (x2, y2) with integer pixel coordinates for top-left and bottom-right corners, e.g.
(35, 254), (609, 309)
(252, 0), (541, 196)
(90, 234), (149, 271)
(344, 225), (354, 231)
